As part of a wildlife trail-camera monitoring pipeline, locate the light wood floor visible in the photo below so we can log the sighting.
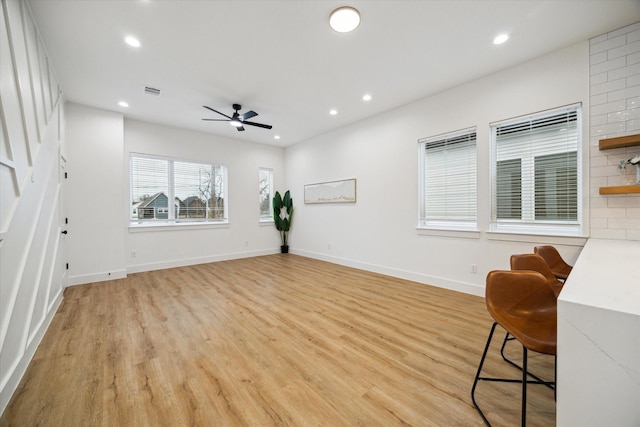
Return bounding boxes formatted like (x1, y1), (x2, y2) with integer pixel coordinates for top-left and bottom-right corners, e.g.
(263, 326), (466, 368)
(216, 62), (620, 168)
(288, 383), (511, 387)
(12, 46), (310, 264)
(1, 255), (556, 426)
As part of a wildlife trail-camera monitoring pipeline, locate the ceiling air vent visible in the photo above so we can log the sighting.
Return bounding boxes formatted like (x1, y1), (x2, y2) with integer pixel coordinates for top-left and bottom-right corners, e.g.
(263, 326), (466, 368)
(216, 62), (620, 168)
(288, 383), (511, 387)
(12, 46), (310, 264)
(143, 86), (161, 96)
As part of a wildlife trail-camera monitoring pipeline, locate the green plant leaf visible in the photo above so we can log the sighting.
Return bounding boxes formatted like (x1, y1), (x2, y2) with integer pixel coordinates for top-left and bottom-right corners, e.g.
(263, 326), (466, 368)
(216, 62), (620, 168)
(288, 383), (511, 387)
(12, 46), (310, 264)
(274, 191), (283, 208)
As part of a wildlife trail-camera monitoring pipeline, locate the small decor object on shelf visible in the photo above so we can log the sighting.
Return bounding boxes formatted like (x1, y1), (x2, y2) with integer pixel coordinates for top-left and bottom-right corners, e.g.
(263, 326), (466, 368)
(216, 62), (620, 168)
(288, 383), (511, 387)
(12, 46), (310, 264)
(273, 190), (293, 253)
(619, 155), (640, 185)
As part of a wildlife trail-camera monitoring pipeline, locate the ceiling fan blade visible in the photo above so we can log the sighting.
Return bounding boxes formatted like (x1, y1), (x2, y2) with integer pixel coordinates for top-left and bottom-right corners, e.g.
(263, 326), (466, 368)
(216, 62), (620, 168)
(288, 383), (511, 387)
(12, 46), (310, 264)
(202, 118), (230, 121)
(203, 105), (232, 120)
(243, 120), (273, 129)
(236, 126), (245, 132)
(239, 110), (257, 121)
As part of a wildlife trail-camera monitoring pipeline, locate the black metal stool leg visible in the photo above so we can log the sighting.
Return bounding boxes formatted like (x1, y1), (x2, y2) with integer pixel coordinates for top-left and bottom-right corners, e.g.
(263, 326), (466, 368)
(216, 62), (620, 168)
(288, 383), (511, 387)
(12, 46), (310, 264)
(522, 346), (528, 427)
(501, 332), (554, 392)
(471, 322), (498, 426)
(500, 332), (515, 361)
(472, 323), (555, 426)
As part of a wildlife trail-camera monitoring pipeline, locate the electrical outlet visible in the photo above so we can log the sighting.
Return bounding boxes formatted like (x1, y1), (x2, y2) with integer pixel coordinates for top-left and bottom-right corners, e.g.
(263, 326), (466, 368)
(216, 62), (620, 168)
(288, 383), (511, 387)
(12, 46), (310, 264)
(131, 251), (136, 258)
(328, 243), (332, 250)
(245, 240), (249, 247)
(470, 264), (477, 274)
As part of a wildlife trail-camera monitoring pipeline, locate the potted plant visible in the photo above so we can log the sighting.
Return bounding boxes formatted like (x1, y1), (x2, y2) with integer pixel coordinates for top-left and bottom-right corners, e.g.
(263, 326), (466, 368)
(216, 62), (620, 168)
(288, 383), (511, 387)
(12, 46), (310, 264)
(273, 190), (293, 253)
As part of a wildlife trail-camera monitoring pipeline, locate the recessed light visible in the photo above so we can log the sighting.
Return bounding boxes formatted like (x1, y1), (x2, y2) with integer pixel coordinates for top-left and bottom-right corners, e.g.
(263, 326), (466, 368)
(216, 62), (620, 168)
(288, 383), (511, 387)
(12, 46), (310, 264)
(274, 135), (281, 140)
(493, 33), (509, 45)
(329, 7), (360, 33)
(118, 101), (129, 108)
(329, 109), (338, 115)
(362, 94), (372, 101)
(125, 36), (141, 47)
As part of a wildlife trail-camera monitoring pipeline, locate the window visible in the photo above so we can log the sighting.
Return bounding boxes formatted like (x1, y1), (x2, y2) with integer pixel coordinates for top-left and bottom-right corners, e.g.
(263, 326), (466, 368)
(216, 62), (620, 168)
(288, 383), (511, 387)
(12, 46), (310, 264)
(418, 128), (477, 230)
(496, 158), (522, 219)
(130, 154), (227, 225)
(259, 168), (273, 222)
(490, 104), (581, 235)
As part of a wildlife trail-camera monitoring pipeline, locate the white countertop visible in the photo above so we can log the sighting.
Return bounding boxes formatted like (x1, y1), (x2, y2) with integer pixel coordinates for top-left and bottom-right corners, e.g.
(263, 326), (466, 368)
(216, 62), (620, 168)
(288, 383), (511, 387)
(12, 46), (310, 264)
(559, 238), (640, 315)
(557, 238), (640, 426)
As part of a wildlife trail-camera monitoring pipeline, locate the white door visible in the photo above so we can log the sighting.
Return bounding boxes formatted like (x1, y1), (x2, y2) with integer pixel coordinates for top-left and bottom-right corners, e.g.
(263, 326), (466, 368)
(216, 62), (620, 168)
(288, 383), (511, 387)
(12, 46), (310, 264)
(59, 152), (68, 288)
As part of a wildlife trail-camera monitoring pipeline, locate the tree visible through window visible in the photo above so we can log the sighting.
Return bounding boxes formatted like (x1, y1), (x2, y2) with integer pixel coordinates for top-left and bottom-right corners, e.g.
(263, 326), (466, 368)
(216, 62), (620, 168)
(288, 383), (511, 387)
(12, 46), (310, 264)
(130, 154), (227, 224)
(259, 168), (273, 221)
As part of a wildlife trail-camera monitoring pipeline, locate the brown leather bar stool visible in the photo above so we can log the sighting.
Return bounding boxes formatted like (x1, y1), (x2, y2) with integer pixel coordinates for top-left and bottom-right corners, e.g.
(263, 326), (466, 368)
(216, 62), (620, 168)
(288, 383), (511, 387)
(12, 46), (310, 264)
(510, 253), (563, 297)
(471, 270), (557, 427)
(504, 253), (564, 372)
(534, 245), (573, 281)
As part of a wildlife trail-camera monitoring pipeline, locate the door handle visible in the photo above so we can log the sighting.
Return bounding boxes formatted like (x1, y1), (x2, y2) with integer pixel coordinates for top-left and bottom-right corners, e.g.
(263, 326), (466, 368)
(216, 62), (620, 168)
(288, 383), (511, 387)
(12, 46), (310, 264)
(61, 230), (68, 234)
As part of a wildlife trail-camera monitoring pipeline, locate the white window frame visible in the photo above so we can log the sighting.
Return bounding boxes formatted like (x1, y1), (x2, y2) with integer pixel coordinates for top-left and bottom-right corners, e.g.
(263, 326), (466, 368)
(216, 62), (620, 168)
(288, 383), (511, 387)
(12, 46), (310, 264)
(489, 104), (584, 237)
(259, 168), (274, 223)
(418, 127), (478, 234)
(129, 153), (228, 228)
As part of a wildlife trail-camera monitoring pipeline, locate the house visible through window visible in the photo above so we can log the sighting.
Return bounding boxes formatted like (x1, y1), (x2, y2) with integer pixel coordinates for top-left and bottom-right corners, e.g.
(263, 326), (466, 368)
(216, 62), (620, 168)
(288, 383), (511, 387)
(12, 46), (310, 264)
(130, 154), (228, 225)
(490, 104), (581, 234)
(418, 128), (477, 230)
(259, 168), (273, 221)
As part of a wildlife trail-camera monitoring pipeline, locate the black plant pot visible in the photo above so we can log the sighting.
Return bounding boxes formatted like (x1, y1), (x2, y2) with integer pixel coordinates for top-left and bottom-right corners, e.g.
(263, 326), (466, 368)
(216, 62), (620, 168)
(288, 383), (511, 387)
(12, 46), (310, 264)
(280, 245), (289, 254)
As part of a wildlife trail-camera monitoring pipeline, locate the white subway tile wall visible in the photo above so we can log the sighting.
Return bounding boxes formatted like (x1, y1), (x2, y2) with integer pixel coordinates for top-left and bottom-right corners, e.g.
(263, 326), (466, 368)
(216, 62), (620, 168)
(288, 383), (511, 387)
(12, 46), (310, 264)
(590, 22), (640, 240)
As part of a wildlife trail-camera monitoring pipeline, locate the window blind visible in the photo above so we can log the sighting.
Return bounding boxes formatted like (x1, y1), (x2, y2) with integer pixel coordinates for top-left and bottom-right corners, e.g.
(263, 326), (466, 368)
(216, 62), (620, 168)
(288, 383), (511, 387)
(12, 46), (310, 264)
(130, 154), (227, 224)
(492, 107), (579, 225)
(130, 157), (170, 221)
(420, 129), (477, 226)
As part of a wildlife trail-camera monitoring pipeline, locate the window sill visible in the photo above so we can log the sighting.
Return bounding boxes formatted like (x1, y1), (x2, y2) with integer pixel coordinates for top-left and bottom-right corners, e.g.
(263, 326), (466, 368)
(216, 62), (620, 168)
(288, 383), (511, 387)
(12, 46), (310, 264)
(129, 221), (230, 232)
(486, 230), (587, 246)
(416, 227), (481, 239)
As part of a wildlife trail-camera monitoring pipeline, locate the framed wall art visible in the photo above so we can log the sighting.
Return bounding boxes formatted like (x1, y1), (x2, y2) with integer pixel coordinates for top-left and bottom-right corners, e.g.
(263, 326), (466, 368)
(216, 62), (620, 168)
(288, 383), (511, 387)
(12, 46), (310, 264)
(304, 178), (356, 204)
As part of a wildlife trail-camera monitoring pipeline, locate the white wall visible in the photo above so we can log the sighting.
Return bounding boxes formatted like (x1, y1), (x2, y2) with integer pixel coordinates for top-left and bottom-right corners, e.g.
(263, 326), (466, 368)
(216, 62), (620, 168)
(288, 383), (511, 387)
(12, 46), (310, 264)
(65, 103), (127, 284)
(0, 0), (65, 414)
(63, 111), (286, 280)
(124, 119), (286, 273)
(286, 42), (590, 295)
(3, 1), (637, 417)
(589, 22), (640, 240)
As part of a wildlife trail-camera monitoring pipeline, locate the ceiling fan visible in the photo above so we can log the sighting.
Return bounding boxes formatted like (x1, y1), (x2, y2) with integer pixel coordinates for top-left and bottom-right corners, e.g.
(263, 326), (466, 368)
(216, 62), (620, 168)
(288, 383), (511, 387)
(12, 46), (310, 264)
(202, 103), (273, 132)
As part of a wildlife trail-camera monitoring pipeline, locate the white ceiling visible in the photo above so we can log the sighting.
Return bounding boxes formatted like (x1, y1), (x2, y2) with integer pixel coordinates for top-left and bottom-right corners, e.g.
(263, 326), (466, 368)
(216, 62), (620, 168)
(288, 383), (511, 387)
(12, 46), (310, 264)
(28, 1), (640, 147)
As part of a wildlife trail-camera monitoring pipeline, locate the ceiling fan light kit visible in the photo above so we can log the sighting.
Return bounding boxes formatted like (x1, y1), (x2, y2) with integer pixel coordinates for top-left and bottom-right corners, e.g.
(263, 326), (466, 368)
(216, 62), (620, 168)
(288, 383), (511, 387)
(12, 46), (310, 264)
(202, 103), (272, 132)
(203, 6), (361, 134)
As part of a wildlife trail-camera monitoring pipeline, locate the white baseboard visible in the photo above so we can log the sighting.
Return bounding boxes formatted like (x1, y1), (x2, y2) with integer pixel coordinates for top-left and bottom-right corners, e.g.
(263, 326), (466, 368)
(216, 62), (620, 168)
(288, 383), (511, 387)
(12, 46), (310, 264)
(67, 249), (484, 297)
(292, 249), (485, 297)
(0, 290), (63, 416)
(126, 248), (280, 275)
(67, 250), (281, 286)
(67, 269), (127, 287)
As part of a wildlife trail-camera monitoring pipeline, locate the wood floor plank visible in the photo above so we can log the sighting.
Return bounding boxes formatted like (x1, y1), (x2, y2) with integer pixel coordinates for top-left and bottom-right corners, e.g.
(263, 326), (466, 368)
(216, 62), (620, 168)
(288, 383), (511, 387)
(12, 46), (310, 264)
(0, 255), (556, 426)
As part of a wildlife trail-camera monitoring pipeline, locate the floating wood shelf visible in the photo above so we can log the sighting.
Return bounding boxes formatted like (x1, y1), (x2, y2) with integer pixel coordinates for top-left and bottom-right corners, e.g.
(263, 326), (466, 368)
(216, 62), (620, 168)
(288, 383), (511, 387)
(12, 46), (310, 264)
(598, 134), (640, 194)
(599, 185), (640, 195)
(599, 134), (640, 150)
